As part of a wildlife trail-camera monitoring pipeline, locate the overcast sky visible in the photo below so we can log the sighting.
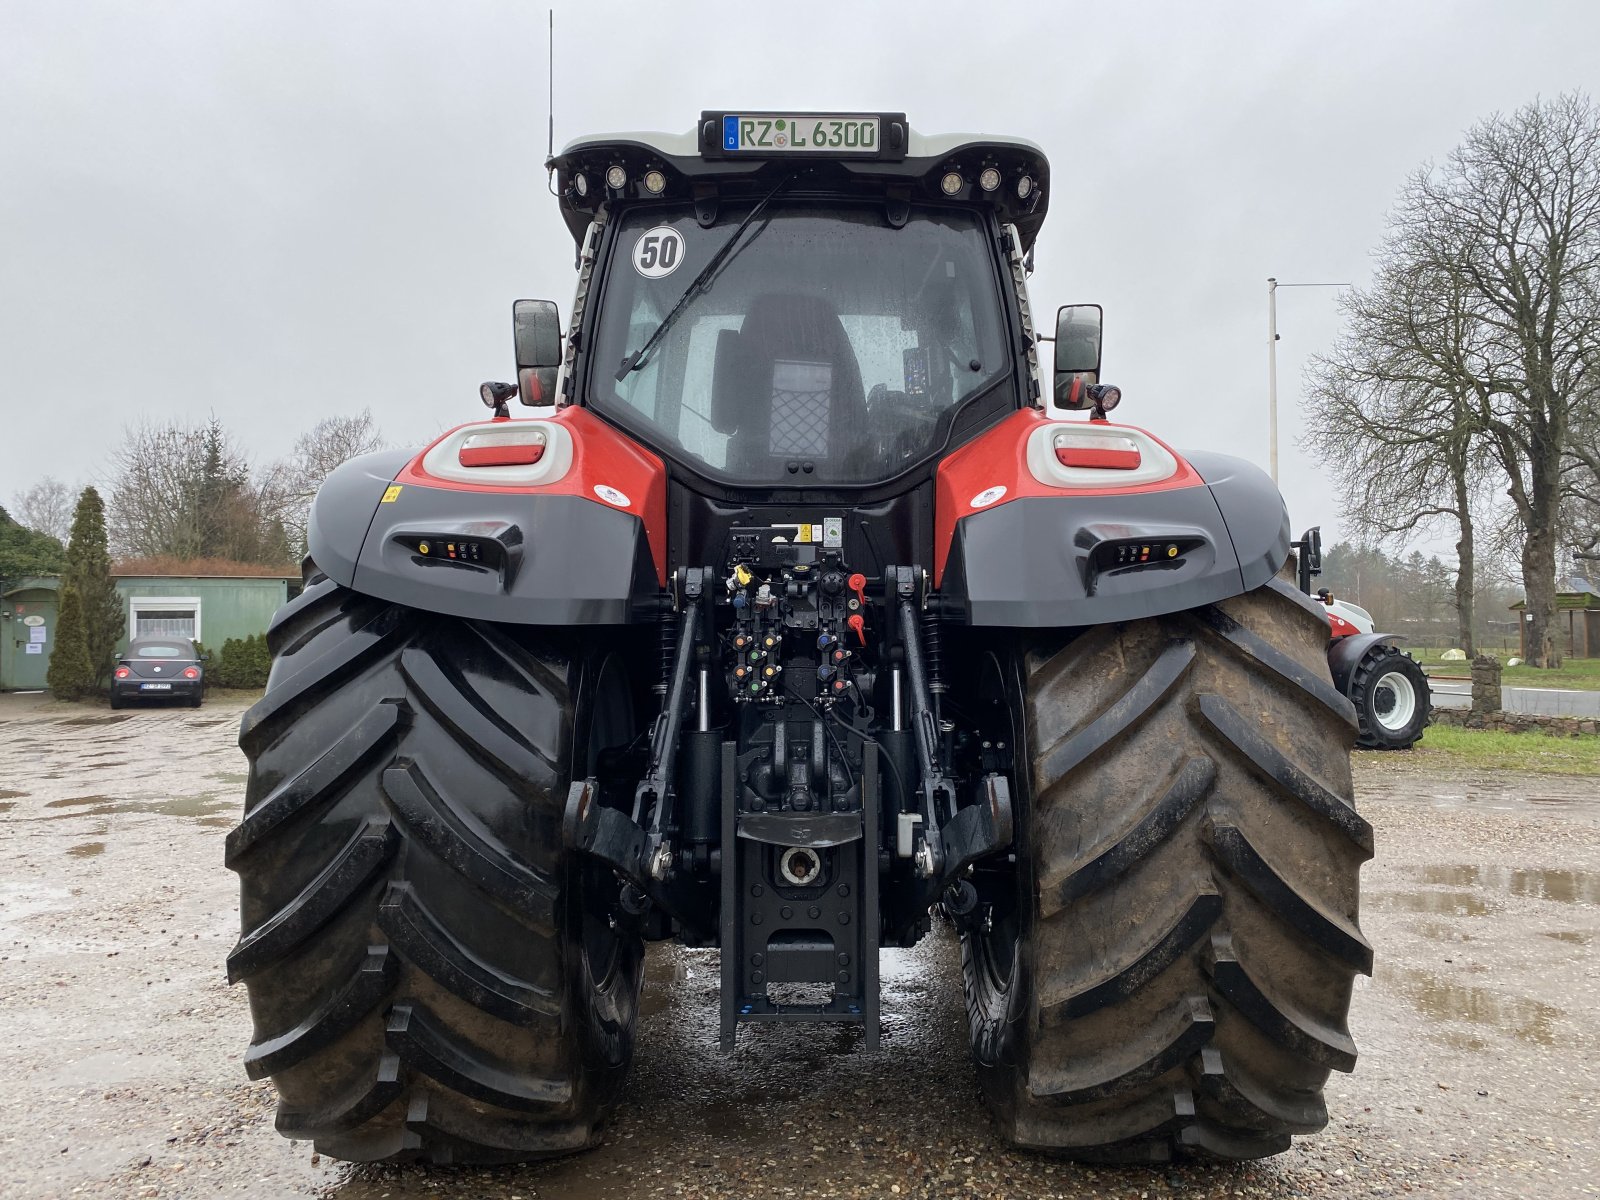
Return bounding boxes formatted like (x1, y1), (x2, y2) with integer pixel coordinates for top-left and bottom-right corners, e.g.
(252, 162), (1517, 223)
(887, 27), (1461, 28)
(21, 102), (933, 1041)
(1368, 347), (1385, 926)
(3, 0), (1597, 552)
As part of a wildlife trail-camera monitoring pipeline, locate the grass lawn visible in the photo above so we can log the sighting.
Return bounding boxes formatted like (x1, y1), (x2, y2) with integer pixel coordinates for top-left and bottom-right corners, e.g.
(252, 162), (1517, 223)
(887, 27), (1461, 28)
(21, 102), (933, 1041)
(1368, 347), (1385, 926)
(1407, 648), (1600, 691)
(1375, 722), (1600, 774)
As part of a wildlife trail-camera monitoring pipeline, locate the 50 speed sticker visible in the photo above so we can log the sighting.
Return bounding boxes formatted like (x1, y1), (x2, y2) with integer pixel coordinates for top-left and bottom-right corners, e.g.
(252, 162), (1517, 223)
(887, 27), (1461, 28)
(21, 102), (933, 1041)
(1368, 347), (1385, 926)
(633, 227), (685, 279)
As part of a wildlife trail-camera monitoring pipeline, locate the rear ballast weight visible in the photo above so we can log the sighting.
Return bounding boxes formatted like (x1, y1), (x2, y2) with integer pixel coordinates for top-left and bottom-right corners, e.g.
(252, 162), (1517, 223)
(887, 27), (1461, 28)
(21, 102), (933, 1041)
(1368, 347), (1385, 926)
(229, 111), (1368, 1168)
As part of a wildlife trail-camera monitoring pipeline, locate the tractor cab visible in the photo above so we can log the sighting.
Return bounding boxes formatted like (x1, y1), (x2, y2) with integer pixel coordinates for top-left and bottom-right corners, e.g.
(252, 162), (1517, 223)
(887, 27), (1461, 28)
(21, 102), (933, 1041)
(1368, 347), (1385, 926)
(521, 113), (1052, 498)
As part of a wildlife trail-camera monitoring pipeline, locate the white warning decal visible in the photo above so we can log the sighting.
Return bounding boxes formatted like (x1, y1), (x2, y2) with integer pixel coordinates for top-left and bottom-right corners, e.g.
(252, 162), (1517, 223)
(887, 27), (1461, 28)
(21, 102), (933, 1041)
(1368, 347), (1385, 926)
(593, 484), (631, 508)
(632, 226), (685, 279)
(970, 485), (1007, 509)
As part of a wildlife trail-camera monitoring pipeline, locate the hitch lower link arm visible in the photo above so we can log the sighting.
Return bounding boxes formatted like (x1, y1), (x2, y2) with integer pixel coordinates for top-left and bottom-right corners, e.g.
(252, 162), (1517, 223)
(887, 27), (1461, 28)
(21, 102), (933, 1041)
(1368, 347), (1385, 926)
(635, 567), (707, 881)
(894, 572), (1016, 887)
(562, 568), (712, 937)
(895, 586), (953, 879)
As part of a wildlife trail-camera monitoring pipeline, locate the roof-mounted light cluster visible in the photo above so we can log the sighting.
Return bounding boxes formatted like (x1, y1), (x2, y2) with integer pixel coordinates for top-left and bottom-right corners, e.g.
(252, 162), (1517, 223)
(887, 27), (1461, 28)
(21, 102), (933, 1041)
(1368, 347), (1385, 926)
(935, 162), (1037, 210)
(569, 161), (677, 205)
(549, 113), (1051, 252)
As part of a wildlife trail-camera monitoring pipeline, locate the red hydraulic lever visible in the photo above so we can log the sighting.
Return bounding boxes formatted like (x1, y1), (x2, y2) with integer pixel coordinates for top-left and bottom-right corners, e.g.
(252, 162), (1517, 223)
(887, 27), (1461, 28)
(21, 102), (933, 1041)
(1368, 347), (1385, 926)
(848, 572), (867, 606)
(846, 573), (868, 645)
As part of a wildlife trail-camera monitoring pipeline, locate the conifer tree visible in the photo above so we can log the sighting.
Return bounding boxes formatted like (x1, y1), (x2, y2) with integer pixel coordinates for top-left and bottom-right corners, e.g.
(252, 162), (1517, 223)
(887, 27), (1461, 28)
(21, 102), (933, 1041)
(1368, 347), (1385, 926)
(61, 487), (123, 685)
(46, 585), (95, 700)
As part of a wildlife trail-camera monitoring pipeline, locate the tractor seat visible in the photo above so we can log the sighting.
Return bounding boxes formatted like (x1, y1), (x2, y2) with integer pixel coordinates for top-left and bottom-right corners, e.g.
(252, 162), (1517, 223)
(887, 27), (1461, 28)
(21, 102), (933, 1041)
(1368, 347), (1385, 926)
(711, 294), (868, 477)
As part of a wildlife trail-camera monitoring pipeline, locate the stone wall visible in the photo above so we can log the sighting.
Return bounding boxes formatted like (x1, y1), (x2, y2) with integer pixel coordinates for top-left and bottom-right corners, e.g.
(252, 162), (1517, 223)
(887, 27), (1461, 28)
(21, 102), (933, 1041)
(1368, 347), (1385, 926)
(1429, 654), (1599, 736)
(1429, 706), (1600, 737)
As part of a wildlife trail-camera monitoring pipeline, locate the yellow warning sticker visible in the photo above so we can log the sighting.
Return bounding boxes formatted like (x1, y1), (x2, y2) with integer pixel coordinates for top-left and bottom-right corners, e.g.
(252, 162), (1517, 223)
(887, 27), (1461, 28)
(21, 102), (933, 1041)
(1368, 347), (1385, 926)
(381, 485), (403, 503)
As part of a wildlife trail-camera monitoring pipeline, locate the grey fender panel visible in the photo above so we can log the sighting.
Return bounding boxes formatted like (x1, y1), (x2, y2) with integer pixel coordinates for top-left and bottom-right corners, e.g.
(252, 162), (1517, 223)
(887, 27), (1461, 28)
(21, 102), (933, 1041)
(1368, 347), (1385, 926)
(352, 483), (659, 625)
(1327, 633), (1401, 695)
(1183, 450), (1292, 591)
(306, 450), (415, 589)
(940, 452), (1291, 628)
(941, 486), (1246, 627)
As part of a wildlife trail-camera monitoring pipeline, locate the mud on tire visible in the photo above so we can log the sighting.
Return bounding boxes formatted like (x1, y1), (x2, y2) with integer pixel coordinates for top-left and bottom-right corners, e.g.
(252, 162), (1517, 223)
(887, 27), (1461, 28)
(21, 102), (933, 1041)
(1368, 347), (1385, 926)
(226, 575), (644, 1163)
(961, 577), (1370, 1161)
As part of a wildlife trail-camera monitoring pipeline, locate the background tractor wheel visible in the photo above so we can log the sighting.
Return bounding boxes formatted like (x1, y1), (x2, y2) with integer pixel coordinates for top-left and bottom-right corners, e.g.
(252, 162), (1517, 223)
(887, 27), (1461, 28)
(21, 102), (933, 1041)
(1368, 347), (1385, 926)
(226, 574), (644, 1163)
(961, 577), (1370, 1162)
(1348, 644), (1430, 750)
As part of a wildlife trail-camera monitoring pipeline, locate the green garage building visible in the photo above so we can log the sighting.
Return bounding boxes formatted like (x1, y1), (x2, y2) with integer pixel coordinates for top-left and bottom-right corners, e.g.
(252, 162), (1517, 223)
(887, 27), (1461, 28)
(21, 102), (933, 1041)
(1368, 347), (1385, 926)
(0, 572), (293, 691)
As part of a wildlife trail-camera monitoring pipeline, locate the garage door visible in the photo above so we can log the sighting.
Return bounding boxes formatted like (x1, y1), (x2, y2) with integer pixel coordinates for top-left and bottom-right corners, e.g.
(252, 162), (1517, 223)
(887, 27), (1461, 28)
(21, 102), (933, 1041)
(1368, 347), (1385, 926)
(128, 597), (202, 642)
(134, 609), (198, 638)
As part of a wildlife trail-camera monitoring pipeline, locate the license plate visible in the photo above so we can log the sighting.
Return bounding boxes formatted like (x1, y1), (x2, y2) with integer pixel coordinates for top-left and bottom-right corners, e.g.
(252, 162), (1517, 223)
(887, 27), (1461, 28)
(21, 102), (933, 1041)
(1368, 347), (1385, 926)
(722, 114), (880, 155)
(140, 682), (172, 690)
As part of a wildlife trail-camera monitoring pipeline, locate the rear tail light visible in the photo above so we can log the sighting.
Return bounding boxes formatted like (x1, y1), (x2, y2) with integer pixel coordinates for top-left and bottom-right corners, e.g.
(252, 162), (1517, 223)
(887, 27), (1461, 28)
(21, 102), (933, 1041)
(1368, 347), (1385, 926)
(1026, 421), (1182, 491)
(1054, 431), (1142, 470)
(114, 666), (131, 679)
(458, 426), (548, 468)
(182, 667), (200, 679)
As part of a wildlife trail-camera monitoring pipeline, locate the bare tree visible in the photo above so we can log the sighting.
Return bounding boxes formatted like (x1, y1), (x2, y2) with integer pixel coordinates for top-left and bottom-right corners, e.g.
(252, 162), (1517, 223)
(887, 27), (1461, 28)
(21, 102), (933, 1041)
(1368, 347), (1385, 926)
(1314, 94), (1600, 666)
(1305, 261), (1492, 654)
(259, 409), (384, 555)
(1563, 383), (1600, 568)
(108, 419), (208, 559)
(1400, 94), (1600, 665)
(107, 416), (292, 563)
(12, 476), (78, 543)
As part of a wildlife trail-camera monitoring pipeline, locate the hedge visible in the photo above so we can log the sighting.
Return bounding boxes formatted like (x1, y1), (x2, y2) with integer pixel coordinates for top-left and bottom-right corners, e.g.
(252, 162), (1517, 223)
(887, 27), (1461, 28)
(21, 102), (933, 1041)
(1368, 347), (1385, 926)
(212, 633), (271, 689)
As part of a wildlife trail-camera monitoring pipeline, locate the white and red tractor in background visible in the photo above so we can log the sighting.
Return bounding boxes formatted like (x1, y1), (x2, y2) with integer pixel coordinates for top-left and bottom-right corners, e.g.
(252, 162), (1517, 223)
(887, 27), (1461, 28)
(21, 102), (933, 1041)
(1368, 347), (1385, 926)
(1293, 527), (1432, 750)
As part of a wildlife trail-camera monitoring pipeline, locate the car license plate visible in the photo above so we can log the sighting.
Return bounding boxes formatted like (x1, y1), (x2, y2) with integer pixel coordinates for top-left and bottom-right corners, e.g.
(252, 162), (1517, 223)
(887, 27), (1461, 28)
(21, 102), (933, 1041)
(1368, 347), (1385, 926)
(140, 682), (172, 690)
(722, 114), (880, 155)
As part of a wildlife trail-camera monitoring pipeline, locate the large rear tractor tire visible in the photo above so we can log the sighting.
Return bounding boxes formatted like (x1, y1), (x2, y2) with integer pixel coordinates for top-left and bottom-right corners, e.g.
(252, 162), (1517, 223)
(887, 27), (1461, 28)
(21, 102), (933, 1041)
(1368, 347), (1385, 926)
(226, 575), (644, 1163)
(961, 577), (1371, 1161)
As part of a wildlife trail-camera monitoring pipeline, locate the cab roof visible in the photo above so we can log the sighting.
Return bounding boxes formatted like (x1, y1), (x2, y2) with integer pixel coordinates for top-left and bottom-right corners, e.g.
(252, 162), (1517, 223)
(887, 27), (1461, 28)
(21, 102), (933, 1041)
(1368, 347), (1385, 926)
(549, 112), (1050, 251)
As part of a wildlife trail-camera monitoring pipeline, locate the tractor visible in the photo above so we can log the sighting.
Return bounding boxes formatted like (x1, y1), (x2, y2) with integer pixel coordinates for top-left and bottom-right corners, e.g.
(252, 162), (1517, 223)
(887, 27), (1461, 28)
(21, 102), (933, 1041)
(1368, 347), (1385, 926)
(1292, 526), (1432, 749)
(228, 112), (1369, 1165)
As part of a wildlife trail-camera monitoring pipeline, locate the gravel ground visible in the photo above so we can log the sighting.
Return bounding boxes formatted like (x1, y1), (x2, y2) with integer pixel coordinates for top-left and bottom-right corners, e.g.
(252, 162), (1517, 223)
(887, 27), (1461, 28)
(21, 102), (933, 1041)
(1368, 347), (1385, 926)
(0, 691), (1596, 1199)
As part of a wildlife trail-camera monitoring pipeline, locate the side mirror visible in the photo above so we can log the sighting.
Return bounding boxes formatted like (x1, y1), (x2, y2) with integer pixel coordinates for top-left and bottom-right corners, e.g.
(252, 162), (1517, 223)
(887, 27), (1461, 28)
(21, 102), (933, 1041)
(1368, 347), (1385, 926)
(513, 299), (562, 406)
(1293, 526), (1323, 594)
(1053, 304), (1103, 409)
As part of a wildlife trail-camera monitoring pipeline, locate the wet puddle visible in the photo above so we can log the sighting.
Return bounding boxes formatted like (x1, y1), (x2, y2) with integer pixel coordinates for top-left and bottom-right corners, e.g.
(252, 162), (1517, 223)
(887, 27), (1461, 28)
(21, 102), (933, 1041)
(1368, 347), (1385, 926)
(1413, 920), (1474, 943)
(1382, 965), (1562, 1045)
(40, 793), (232, 822)
(1543, 930), (1592, 945)
(53, 714), (133, 727)
(66, 841), (106, 858)
(0, 802), (15, 816)
(1370, 889), (1489, 917)
(45, 795), (113, 809)
(1412, 864), (1600, 905)
(1359, 775), (1600, 820)
(0, 788), (25, 799)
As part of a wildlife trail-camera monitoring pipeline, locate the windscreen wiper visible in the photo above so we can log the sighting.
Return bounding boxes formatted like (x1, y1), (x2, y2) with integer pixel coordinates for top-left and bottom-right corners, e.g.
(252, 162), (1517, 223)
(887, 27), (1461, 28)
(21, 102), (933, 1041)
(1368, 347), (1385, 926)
(615, 172), (795, 380)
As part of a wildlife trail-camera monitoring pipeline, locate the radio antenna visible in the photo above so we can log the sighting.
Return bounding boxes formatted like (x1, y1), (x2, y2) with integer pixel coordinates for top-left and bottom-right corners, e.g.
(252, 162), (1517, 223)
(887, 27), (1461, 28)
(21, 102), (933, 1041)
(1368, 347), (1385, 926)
(544, 9), (558, 194)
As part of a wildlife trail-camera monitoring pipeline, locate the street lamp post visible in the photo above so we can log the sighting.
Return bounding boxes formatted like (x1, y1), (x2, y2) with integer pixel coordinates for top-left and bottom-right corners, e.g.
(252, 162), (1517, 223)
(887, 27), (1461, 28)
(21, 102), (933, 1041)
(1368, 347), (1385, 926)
(1266, 277), (1350, 486)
